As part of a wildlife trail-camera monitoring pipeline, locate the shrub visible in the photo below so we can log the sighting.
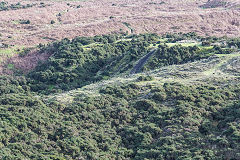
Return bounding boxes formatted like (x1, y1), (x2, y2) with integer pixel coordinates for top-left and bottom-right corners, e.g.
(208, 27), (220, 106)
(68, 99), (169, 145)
(137, 75), (154, 81)
(19, 19), (30, 24)
(152, 92), (167, 101)
(134, 99), (156, 111)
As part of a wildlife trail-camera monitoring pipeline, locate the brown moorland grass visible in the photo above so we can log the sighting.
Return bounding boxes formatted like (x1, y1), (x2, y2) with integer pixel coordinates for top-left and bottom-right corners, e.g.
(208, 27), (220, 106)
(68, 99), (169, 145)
(0, 0), (240, 47)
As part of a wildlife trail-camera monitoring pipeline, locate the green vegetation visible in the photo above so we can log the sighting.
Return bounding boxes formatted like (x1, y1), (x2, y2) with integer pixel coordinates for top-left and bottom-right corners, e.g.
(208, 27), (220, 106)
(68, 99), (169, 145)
(122, 22), (134, 34)
(0, 1), (35, 11)
(28, 33), (237, 94)
(0, 1), (49, 11)
(0, 45), (25, 62)
(144, 44), (210, 71)
(0, 33), (240, 159)
(0, 1), (7, 11)
(50, 20), (56, 24)
(19, 19), (30, 24)
(29, 34), (157, 93)
(200, 1), (227, 9)
(0, 75), (240, 159)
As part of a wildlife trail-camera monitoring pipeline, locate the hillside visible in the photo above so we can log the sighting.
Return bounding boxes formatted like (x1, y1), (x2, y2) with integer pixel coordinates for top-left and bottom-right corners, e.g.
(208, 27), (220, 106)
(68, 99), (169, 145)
(1, 0), (240, 159)
(1, 0), (240, 49)
(0, 32), (240, 159)
(2, 0), (240, 73)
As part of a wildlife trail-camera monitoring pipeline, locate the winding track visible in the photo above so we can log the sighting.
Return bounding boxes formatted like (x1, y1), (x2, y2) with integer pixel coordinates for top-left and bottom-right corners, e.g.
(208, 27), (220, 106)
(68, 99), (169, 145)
(130, 49), (157, 74)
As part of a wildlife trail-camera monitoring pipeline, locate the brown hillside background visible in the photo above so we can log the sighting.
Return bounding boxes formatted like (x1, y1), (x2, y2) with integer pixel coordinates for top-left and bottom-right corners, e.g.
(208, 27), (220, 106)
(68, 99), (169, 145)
(1, 0), (240, 47)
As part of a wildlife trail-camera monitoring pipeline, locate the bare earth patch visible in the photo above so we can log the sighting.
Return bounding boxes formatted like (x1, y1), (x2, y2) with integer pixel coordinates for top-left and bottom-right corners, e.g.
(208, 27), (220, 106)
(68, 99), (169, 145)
(0, 49), (51, 74)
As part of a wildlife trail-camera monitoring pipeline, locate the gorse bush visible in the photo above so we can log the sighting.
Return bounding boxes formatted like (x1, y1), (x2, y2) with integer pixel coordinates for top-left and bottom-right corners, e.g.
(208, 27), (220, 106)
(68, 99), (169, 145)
(144, 44), (211, 70)
(0, 1), (7, 11)
(1, 33), (240, 159)
(137, 75), (154, 81)
(27, 33), (230, 94)
(28, 34), (158, 93)
(0, 1), (34, 11)
(19, 19), (30, 24)
(1, 77), (240, 159)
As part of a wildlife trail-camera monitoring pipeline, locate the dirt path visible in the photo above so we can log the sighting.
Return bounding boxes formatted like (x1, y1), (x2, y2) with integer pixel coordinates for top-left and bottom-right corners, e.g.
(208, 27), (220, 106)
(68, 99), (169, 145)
(130, 49), (157, 74)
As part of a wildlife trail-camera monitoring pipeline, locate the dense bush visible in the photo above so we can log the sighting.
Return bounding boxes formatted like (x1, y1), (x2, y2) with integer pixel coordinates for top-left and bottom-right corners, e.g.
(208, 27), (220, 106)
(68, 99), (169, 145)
(29, 33), (228, 94)
(163, 32), (200, 43)
(19, 19), (30, 24)
(29, 34), (157, 93)
(0, 1), (7, 11)
(0, 1), (34, 11)
(1, 78), (240, 159)
(137, 75), (154, 81)
(144, 44), (212, 70)
(1, 33), (239, 159)
(227, 38), (240, 48)
(26, 33), (237, 95)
